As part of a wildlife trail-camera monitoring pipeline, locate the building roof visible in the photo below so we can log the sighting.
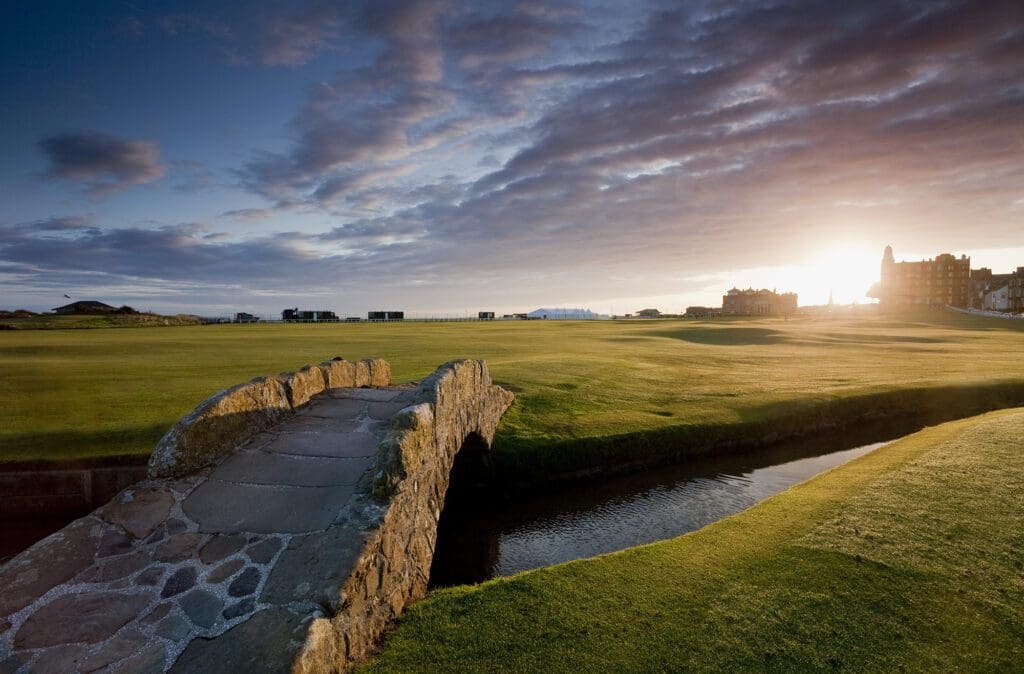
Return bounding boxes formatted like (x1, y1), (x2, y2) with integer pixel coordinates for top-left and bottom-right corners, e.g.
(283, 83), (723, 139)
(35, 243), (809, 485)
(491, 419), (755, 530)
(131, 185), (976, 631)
(52, 300), (117, 313)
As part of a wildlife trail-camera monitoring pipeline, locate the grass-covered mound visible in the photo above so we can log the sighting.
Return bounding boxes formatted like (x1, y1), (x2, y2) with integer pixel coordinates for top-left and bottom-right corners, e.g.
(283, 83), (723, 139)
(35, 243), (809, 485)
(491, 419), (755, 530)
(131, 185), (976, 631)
(365, 409), (1024, 672)
(1, 310), (1023, 463)
(0, 312), (204, 330)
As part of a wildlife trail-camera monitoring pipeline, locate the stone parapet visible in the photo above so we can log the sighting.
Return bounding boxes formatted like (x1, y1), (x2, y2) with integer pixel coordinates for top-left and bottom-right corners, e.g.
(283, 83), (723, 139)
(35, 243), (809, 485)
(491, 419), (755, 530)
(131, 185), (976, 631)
(1, 358), (512, 673)
(148, 358), (390, 479)
(295, 359), (515, 672)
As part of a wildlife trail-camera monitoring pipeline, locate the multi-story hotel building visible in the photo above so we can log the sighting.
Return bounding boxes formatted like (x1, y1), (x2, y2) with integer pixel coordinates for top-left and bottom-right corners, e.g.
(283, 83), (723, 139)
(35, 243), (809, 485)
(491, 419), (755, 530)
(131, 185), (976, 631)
(1008, 268), (1024, 312)
(879, 246), (970, 308)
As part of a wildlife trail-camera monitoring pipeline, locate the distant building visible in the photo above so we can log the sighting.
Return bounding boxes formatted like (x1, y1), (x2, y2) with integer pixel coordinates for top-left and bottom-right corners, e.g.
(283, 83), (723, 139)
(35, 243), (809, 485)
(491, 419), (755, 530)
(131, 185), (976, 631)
(968, 268), (1013, 309)
(722, 288), (797, 316)
(879, 246), (970, 308)
(52, 300), (117, 314)
(478, 311), (495, 320)
(367, 311), (404, 321)
(282, 308), (339, 322)
(635, 308), (661, 318)
(234, 312), (258, 323)
(1010, 268), (1024, 312)
(984, 285), (1011, 311)
(685, 306), (721, 318)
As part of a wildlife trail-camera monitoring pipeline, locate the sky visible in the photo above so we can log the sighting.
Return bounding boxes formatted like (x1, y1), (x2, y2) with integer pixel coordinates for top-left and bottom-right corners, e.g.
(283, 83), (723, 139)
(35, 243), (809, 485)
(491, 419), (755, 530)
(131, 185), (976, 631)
(1, 0), (1022, 317)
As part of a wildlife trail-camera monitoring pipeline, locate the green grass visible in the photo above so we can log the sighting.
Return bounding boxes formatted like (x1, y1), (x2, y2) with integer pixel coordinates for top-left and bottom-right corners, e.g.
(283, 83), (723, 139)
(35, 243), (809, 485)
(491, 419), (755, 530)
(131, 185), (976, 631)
(364, 408), (1024, 672)
(1, 310), (1024, 464)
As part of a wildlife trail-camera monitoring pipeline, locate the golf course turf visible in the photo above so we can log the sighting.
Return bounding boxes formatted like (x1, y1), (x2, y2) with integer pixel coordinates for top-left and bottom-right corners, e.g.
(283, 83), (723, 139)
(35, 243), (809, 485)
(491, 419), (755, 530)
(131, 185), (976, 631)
(2, 310), (1023, 470)
(2, 310), (1022, 669)
(365, 408), (1024, 672)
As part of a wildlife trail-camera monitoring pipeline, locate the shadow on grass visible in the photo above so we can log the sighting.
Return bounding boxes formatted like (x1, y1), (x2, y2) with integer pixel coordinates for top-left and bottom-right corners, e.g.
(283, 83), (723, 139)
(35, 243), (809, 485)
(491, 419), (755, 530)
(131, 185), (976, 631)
(653, 327), (791, 345)
(0, 423), (168, 466)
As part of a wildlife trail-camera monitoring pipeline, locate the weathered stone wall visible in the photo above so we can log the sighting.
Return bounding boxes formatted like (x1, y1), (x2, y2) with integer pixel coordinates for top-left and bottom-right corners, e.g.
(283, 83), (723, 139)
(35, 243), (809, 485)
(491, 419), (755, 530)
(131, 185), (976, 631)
(294, 359), (515, 672)
(149, 358), (391, 478)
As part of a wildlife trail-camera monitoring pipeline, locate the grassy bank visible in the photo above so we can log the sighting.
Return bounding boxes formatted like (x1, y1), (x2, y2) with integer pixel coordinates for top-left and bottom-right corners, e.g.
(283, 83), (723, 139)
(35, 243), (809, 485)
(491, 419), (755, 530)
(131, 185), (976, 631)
(1, 310), (1024, 463)
(366, 408), (1024, 672)
(0, 313), (205, 330)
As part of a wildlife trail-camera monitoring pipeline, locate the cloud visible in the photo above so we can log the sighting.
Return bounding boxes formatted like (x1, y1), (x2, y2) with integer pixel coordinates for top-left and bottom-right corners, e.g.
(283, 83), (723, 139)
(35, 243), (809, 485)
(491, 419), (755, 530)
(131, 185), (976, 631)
(0, 216), (96, 244)
(8, 1), (1024, 313)
(39, 132), (165, 196)
(234, 0), (587, 211)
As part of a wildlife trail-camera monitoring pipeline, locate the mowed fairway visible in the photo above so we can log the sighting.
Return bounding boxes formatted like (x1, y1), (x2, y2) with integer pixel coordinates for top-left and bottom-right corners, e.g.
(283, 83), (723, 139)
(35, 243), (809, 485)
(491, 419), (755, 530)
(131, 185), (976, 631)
(1, 310), (1023, 463)
(366, 409), (1024, 672)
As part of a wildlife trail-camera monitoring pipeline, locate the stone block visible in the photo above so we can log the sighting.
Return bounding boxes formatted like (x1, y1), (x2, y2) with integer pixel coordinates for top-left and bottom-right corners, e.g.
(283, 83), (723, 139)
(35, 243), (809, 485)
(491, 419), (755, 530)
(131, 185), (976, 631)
(261, 523), (364, 610)
(13, 591), (153, 649)
(0, 516), (102, 616)
(199, 534), (247, 564)
(156, 613), (192, 641)
(228, 567), (260, 597)
(222, 597), (256, 620)
(155, 532), (205, 563)
(212, 451), (375, 487)
(245, 537), (282, 564)
(98, 486), (174, 539)
(180, 589), (223, 629)
(161, 567), (197, 598)
(261, 430), (381, 459)
(282, 365), (326, 409)
(319, 358), (358, 389)
(81, 628), (148, 671)
(207, 558), (245, 584)
(183, 480), (357, 534)
(354, 360), (371, 387)
(96, 550), (150, 581)
(170, 608), (308, 674)
(366, 358), (392, 387)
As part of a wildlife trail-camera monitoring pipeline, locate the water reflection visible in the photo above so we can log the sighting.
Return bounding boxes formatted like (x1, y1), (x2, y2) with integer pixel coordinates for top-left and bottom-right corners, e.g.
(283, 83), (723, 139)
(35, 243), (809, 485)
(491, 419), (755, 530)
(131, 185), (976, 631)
(429, 424), (909, 588)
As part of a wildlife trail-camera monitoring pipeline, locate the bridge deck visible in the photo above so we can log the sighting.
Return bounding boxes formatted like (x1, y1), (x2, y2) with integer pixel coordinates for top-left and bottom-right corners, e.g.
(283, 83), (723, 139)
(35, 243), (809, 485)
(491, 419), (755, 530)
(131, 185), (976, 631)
(1, 387), (415, 673)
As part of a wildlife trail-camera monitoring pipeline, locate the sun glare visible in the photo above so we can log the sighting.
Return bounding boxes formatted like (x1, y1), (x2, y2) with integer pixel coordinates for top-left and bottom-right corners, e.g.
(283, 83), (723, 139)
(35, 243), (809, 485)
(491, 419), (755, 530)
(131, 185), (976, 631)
(725, 244), (881, 308)
(809, 245), (881, 305)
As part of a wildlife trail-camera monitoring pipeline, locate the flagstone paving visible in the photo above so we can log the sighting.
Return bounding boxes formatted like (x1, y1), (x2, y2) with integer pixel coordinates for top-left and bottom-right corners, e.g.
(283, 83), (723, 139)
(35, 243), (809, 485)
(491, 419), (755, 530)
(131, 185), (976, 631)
(0, 387), (416, 673)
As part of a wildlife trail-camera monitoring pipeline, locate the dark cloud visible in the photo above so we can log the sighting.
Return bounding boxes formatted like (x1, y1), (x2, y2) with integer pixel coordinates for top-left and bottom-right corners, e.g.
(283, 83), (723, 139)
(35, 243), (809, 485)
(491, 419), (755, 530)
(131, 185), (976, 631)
(39, 132), (165, 196)
(0, 216), (95, 244)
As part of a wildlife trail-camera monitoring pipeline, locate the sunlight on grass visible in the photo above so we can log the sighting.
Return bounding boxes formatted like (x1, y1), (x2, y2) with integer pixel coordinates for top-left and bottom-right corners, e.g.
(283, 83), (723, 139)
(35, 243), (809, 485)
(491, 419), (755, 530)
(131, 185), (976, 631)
(1, 311), (1023, 462)
(364, 409), (1024, 672)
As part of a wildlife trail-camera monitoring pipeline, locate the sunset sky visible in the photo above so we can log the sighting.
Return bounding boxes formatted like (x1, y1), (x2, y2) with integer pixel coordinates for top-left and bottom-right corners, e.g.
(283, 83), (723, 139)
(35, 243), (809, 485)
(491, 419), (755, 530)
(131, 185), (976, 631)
(2, 1), (1022, 316)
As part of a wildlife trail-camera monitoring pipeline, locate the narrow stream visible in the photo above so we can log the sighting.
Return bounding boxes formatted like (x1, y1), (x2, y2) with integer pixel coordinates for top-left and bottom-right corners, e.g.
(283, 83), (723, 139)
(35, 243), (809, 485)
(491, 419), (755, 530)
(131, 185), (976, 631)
(430, 421), (919, 588)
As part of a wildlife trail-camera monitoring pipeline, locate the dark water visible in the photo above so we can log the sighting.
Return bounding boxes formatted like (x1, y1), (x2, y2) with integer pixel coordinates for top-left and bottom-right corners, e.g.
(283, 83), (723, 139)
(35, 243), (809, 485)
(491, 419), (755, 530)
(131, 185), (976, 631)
(430, 423), (916, 588)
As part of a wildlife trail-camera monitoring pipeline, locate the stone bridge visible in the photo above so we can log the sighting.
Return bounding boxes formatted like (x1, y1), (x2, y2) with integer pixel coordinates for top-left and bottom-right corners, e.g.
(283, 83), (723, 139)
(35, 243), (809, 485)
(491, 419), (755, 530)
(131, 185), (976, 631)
(0, 358), (514, 673)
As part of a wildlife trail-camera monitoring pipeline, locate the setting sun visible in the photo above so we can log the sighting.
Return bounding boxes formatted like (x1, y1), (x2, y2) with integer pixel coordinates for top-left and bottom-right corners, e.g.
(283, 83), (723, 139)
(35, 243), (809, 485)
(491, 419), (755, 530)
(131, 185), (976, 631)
(807, 245), (882, 305)
(724, 244), (881, 307)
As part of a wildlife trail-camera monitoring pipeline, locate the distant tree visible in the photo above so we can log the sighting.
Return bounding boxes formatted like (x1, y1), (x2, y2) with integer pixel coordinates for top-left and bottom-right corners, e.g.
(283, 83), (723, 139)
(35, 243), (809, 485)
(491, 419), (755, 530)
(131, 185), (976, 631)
(115, 305), (139, 314)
